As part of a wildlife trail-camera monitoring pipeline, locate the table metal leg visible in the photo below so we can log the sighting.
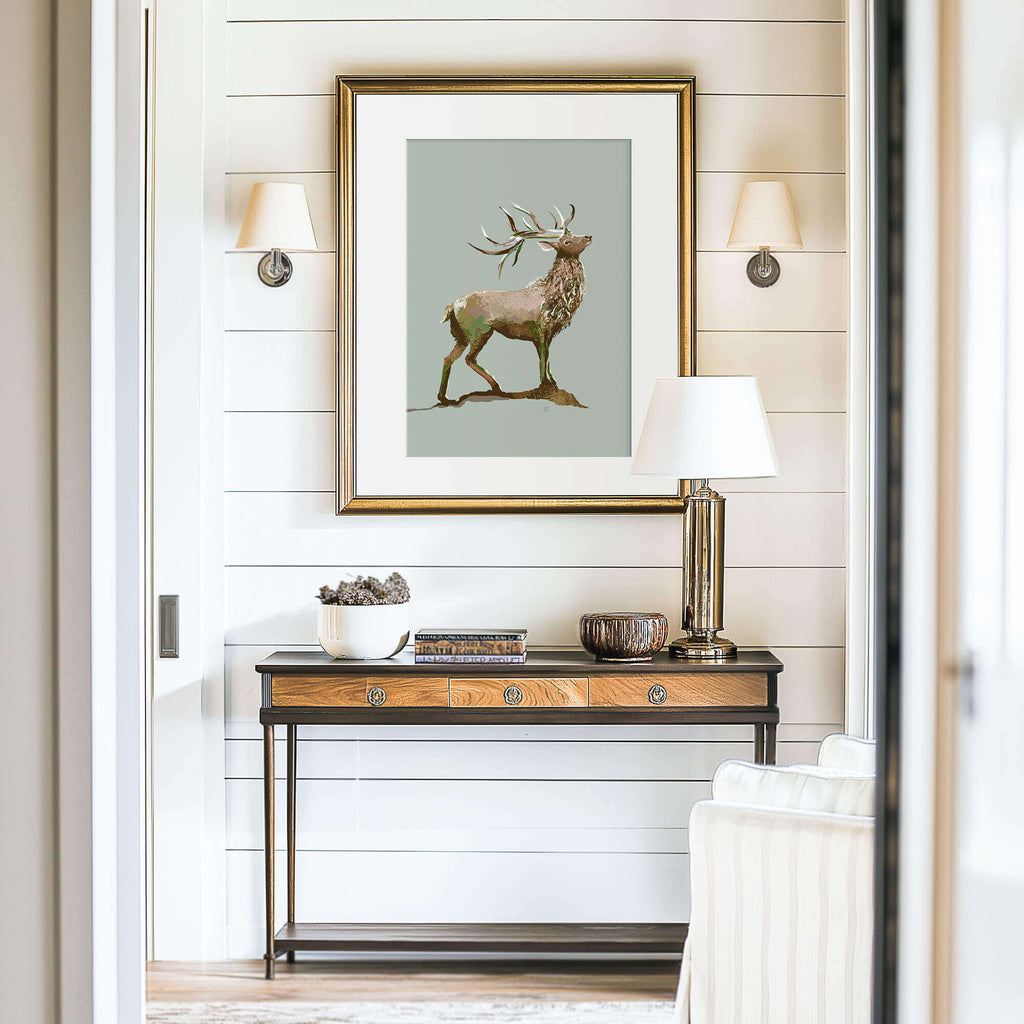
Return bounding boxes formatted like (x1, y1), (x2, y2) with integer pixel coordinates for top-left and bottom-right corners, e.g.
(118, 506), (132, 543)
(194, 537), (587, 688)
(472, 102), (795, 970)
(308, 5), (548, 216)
(754, 723), (765, 764)
(766, 722), (777, 765)
(263, 723), (275, 979)
(286, 723), (297, 963)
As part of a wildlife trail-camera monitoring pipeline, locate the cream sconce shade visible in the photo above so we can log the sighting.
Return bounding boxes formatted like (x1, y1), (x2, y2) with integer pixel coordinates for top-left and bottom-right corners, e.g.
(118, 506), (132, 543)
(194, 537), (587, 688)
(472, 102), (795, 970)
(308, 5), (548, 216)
(727, 181), (802, 288)
(235, 182), (318, 287)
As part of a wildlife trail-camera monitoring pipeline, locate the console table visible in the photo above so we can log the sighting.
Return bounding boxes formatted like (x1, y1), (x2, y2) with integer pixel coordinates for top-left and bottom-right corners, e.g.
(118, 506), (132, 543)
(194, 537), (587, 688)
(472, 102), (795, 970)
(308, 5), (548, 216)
(256, 648), (783, 977)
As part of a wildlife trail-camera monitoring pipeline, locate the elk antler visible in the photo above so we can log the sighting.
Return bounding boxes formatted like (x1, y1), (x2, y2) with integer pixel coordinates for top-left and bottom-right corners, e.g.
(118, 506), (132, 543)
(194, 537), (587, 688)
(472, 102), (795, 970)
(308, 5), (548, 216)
(469, 203), (576, 278)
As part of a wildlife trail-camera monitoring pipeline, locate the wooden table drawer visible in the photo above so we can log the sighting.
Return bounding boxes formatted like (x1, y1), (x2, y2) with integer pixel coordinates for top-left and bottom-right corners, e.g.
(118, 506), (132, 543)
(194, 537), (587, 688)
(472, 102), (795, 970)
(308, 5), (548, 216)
(450, 677), (588, 708)
(271, 674), (448, 707)
(271, 675), (365, 707)
(589, 672), (767, 708)
(363, 676), (448, 707)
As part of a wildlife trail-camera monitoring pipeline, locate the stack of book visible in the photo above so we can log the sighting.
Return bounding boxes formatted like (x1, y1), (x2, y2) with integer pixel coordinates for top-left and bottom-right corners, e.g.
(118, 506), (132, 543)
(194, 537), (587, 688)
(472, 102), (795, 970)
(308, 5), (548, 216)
(414, 628), (528, 664)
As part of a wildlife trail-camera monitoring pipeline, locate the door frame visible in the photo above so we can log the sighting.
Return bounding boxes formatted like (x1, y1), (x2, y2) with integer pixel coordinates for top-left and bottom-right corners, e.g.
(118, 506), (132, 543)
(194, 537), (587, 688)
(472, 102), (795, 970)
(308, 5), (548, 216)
(66, 0), (916, 1019)
(53, 0), (147, 1020)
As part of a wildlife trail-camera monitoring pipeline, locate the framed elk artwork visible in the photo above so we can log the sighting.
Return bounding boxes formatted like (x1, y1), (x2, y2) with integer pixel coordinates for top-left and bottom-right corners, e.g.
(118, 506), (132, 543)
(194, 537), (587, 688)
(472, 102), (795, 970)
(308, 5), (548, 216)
(336, 76), (695, 514)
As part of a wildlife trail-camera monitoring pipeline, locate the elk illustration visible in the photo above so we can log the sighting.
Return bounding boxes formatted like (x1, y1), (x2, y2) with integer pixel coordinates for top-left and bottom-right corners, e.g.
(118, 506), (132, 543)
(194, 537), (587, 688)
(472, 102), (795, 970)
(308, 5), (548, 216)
(436, 203), (592, 407)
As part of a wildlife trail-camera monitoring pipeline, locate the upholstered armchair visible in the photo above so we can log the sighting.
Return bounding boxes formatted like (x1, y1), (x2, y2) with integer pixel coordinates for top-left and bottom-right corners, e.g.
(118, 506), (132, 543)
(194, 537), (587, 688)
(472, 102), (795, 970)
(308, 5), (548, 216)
(675, 734), (876, 1024)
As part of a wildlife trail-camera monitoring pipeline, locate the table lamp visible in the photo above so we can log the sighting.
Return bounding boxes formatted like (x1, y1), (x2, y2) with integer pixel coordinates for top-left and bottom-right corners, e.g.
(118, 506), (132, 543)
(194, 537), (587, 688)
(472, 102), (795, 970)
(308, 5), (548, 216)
(632, 377), (779, 659)
(235, 182), (318, 287)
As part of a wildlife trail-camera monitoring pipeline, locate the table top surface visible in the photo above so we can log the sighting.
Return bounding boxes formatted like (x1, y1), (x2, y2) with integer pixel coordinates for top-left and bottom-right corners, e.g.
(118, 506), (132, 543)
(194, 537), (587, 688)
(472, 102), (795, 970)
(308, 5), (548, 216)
(257, 648), (784, 676)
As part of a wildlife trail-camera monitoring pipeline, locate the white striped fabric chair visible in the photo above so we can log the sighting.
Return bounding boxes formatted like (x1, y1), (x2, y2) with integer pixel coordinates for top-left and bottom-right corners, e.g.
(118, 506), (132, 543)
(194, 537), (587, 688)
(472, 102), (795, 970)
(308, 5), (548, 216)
(674, 734), (876, 1024)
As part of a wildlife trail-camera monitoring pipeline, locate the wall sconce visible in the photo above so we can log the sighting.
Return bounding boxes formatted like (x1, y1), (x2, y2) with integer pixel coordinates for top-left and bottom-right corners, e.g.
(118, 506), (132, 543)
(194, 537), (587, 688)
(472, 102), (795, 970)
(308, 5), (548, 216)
(235, 182), (318, 287)
(727, 181), (803, 288)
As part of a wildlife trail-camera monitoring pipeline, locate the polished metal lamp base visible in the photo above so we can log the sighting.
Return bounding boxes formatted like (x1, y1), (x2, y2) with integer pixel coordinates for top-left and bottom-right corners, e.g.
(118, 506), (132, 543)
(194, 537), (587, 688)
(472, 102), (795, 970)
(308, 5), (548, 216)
(676, 482), (738, 660)
(669, 632), (737, 660)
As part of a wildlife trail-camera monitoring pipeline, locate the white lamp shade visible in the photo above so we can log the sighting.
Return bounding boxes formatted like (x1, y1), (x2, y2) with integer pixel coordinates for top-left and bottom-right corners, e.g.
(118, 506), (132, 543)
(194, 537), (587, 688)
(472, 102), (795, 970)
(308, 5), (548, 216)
(726, 181), (803, 252)
(631, 376), (779, 479)
(235, 182), (318, 252)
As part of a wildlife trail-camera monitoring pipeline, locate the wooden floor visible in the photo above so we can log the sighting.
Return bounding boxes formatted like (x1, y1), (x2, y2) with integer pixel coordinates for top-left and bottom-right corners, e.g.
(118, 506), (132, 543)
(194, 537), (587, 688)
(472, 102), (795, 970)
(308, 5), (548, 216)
(147, 960), (679, 1003)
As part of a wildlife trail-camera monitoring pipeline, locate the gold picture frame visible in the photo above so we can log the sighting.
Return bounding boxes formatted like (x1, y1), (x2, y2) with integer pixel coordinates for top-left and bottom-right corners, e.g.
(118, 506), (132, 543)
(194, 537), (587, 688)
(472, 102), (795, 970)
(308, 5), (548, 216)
(336, 75), (695, 515)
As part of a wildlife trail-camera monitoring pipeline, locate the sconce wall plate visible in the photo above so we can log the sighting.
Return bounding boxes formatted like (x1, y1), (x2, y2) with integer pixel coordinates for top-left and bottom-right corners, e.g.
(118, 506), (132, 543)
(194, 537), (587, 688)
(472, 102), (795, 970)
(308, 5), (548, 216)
(257, 249), (293, 288)
(746, 250), (780, 288)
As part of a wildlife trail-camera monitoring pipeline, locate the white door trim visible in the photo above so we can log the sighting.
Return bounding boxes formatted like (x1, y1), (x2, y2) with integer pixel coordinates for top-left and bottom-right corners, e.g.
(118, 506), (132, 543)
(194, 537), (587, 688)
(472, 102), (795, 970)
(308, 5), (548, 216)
(54, 0), (147, 1021)
(148, 0), (227, 960)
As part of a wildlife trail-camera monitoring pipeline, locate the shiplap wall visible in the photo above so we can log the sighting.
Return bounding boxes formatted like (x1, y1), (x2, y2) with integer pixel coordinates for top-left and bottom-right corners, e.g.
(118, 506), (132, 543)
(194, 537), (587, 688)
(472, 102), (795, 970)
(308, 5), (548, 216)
(219, 0), (847, 957)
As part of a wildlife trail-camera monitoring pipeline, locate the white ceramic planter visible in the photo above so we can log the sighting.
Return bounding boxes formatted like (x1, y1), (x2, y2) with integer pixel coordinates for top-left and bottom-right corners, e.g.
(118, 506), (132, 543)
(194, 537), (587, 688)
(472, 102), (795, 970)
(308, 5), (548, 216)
(317, 603), (410, 660)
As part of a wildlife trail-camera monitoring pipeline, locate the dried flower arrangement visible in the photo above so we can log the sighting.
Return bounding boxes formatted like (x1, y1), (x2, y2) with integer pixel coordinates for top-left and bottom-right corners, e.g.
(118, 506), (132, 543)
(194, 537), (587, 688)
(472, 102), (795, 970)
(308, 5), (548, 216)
(316, 572), (411, 607)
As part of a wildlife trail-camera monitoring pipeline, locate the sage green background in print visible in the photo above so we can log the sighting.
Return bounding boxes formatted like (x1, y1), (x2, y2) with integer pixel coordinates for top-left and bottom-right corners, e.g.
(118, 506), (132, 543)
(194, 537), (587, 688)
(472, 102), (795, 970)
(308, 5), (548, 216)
(406, 139), (631, 458)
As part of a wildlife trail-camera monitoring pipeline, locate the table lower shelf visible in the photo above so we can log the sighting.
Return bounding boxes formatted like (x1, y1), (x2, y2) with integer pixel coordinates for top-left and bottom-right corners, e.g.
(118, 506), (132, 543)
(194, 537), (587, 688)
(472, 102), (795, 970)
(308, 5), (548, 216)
(270, 922), (687, 958)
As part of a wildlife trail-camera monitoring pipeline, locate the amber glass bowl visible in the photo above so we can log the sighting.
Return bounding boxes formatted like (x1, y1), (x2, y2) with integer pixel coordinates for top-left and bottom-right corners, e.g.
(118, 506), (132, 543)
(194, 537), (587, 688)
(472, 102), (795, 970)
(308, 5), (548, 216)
(578, 612), (669, 662)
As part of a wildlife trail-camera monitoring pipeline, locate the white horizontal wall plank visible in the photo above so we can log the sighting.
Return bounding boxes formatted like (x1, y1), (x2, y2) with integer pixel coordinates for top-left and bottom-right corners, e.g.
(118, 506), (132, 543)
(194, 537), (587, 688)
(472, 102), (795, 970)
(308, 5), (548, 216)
(223, 302), (844, 412)
(225, 494), (681, 566)
(223, 492), (840, 567)
(225, 332), (335, 410)
(225, 739), (755, 781)
(226, 565), (681, 645)
(224, 412), (331, 491)
(228, 779), (709, 845)
(225, 172), (334, 251)
(697, 172), (845, 252)
(721, 492), (844, 566)
(223, 333), (845, 416)
(697, 252), (846, 332)
(774, 646), (845, 724)
(227, 21), (843, 97)
(225, 738), (356, 779)
(226, 849), (690, 956)
(227, 96), (335, 172)
(696, 96), (845, 172)
(224, 169), (844, 256)
(223, 565), (842, 646)
(226, 645), (842, 737)
(780, 723), (844, 742)
(227, 95), (846, 175)
(223, 411), (844, 492)
(699, 332), (846, 412)
(225, 252), (845, 336)
(726, 567), (844, 646)
(226, 253), (334, 331)
(724, 412), (845, 492)
(233, 825), (689, 856)
(774, 741), (825, 766)
(227, 1), (844, 23)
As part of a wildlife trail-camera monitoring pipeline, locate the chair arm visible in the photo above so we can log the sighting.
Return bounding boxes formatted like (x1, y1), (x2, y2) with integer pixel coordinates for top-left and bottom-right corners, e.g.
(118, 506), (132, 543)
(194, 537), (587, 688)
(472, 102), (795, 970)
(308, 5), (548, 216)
(712, 759), (875, 817)
(675, 801), (874, 1024)
(818, 733), (876, 774)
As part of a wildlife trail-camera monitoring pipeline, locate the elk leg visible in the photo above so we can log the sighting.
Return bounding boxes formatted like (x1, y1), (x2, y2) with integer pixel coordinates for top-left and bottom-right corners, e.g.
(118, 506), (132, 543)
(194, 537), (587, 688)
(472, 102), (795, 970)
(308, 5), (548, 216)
(437, 339), (468, 403)
(465, 333), (502, 393)
(532, 340), (546, 386)
(539, 339), (557, 386)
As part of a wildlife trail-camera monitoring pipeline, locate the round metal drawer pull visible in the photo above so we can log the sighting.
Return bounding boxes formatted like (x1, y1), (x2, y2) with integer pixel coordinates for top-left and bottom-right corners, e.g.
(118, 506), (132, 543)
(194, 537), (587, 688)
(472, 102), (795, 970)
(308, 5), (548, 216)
(367, 686), (386, 706)
(648, 684), (668, 705)
(504, 685), (523, 706)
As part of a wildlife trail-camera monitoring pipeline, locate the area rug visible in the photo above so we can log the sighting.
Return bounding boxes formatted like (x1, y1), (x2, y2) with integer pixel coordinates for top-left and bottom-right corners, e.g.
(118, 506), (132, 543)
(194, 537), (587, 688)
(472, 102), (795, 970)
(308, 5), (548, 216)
(147, 1002), (675, 1023)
